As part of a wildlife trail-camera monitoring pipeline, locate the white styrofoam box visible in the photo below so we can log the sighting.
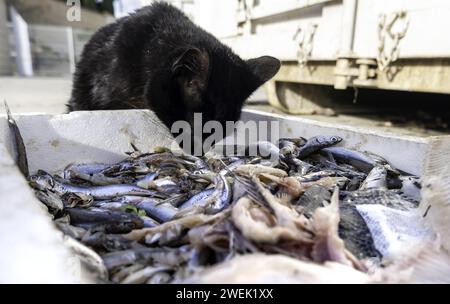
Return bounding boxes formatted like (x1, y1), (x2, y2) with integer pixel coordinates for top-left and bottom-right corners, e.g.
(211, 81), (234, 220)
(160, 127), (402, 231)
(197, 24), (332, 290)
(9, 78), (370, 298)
(0, 109), (440, 282)
(0, 110), (175, 174)
(0, 110), (175, 283)
(0, 109), (431, 176)
(241, 109), (429, 176)
(0, 117), (88, 283)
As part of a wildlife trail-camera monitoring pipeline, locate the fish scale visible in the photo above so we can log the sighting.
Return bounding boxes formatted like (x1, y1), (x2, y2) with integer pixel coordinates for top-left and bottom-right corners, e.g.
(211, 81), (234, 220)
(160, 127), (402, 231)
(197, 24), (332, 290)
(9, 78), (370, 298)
(338, 204), (382, 260)
(343, 189), (419, 210)
(297, 186), (382, 259)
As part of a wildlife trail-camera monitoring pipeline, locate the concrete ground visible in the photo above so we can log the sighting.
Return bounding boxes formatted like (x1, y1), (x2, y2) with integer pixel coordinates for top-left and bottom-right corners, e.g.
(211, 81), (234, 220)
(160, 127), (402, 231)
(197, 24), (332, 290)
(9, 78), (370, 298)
(245, 104), (447, 138)
(0, 77), (71, 114)
(0, 76), (269, 114)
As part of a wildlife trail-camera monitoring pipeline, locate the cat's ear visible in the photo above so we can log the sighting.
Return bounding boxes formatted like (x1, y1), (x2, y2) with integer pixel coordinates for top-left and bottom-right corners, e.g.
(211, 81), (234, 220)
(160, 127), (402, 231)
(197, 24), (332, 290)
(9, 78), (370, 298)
(246, 56), (280, 85)
(171, 48), (210, 109)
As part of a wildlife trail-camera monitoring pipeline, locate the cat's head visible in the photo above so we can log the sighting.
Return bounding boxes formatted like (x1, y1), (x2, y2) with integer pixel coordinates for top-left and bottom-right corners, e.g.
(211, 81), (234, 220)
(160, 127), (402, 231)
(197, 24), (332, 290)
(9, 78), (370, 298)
(146, 46), (280, 154)
(170, 47), (279, 133)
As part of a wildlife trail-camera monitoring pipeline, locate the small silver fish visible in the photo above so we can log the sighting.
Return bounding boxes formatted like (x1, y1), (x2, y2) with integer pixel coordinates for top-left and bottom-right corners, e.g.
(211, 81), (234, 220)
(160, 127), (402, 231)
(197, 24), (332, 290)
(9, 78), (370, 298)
(179, 188), (215, 209)
(121, 266), (171, 284)
(135, 172), (159, 189)
(116, 196), (178, 222)
(134, 199), (178, 223)
(359, 166), (387, 190)
(152, 178), (181, 194)
(64, 163), (110, 177)
(321, 147), (386, 173)
(179, 174), (231, 214)
(295, 170), (336, 182)
(64, 163), (128, 185)
(91, 201), (127, 211)
(219, 159), (245, 176)
(247, 141), (280, 160)
(102, 249), (157, 271)
(30, 171), (164, 199)
(297, 135), (342, 159)
(140, 216), (160, 228)
(81, 231), (139, 251)
(5, 100), (29, 177)
(67, 208), (144, 233)
(180, 154), (210, 172)
(35, 190), (64, 212)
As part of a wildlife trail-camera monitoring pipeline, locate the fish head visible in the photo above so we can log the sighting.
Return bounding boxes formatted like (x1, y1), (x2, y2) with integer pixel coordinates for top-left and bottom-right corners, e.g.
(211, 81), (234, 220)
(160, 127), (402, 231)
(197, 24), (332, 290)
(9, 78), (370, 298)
(312, 135), (342, 146)
(29, 170), (55, 191)
(329, 136), (343, 145)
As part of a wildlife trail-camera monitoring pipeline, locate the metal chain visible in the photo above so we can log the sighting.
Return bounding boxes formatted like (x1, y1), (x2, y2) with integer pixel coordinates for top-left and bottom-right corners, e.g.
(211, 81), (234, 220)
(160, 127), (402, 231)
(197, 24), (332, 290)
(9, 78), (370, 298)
(293, 23), (318, 66)
(377, 11), (409, 71)
(242, 0), (255, 21)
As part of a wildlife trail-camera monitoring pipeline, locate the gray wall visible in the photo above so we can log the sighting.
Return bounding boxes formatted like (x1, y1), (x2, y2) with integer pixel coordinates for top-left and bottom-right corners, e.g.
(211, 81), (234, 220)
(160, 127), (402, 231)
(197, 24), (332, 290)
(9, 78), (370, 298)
(0, 0), (11, 75)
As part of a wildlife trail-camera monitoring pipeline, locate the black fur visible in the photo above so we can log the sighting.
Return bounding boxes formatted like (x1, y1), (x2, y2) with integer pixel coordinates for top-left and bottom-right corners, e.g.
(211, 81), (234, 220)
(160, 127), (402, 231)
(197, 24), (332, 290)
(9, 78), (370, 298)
(68, 3), (280, 136)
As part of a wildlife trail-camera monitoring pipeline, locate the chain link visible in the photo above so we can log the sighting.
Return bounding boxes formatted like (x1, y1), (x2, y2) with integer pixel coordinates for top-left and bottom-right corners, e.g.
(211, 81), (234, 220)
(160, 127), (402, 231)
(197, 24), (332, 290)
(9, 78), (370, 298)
(293, 23), (318, 66)
(240, 0), (256, 22)
(377, 11), (409, 71)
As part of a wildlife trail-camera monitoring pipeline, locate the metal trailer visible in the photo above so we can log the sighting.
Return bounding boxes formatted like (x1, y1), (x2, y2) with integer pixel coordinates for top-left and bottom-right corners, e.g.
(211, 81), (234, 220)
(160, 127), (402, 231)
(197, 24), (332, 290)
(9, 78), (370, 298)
(218, 0), (450, 114)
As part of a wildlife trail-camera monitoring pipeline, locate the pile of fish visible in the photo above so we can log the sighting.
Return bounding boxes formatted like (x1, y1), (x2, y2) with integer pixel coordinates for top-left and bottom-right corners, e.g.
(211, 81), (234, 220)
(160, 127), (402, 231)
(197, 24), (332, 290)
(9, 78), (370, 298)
(30, 135), (425, 284)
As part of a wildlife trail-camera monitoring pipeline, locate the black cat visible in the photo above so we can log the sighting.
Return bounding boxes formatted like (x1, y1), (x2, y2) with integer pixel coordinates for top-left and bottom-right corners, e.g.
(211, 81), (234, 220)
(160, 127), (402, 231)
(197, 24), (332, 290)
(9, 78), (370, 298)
(68, 2), (280, 141)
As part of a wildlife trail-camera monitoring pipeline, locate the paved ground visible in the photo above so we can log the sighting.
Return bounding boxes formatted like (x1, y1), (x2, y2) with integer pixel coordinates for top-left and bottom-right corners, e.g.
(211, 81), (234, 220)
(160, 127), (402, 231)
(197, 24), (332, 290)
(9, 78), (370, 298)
(0, 77), (71, 114)
(0, 77), (269, 115)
